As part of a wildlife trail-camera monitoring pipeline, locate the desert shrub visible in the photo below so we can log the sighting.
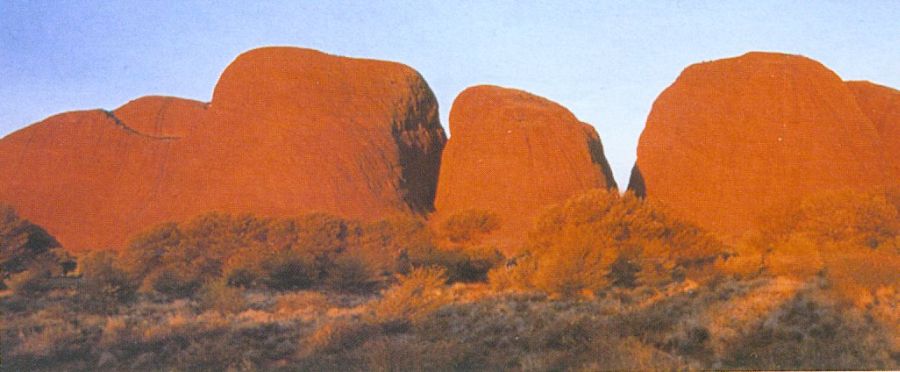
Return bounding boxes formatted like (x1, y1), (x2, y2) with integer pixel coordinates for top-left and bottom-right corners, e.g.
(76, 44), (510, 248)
(487, 257), (536, 292)
(583, 336), (685, 370)
(402, 209), (505, 283)
(764, 234), (825, 278)
(449, 244), (504, 282)
(118, 212), (390, 294)
(78, 250), (138, 314)
(407, 242), (504, 283)
(6, 255), (61, 295)
(530, 225), (618, 297)
(173, 335), (257, 371)
(117, 222), (181, 283)
(274, 291), (330, 315)
(824, 245), (900, 305)
(759, 188), (898, 247)
(111, 211), (466, 295)
(301, 317), (380, 356)
(324, 252), (378, 292)
(255, 214), (390, 290)
(255, 214), (361, 289)
(0, 204), (73, 289)
(221, 242), (270, 288)
(438, 209), (501, 243)
(144, 264), (204, 298)
(121, 213), (277, 296)
(4, 305), (102, 367)
(359, 336), (471, 372)
(222, 266), (258, 288)
(358, 214), (435, 277)
(258, 250), (316, 290)
(720, 289), (897, 369)
(197, 279), (247, 314)
(493, 189), (724, 297)
(742, 189), (900, 302)
(374, 267), (451, 323)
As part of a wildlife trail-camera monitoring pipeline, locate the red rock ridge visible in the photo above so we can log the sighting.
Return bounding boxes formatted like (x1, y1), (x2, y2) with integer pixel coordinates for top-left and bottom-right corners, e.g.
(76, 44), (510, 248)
(630, 52), (886, 237)
(0, 47), (446, 252)
(433, 85), (617, 254)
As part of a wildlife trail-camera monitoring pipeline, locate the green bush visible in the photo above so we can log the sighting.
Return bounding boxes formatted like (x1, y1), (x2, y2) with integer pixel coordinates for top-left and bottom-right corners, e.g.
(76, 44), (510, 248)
(111, 211), (461, 295)
(324, 253), (378, 292)
(145, 266), (203, 298)
(408, 243), (503, 283)
(400, 209), (506, 283)
(77, 251), (138, 314)
(7, 256), (60, 295)
(103, 210), (505, 295)
(0, 204), (72, 289)
(119, 213), (274, 296)
(118, 213), (349, 294)
(260, 250), (316, 290)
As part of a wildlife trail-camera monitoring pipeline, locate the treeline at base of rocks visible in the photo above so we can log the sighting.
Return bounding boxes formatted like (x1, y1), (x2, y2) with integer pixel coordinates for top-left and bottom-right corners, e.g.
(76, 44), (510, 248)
(2, 186), (898, 370)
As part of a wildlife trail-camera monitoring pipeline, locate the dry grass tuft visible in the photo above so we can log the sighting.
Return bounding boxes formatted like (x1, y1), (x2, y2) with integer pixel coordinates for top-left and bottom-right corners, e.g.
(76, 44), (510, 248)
(374, 267), (451, 323)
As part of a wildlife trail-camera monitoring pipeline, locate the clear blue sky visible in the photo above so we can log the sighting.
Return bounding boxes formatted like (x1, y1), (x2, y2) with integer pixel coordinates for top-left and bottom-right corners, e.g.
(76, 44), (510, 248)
(2, 1), (898, 184)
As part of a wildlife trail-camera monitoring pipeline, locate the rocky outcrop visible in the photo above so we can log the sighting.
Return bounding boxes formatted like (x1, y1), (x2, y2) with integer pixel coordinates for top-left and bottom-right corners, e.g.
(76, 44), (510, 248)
(846, 81), (899, 183)
(433, 85), (617, 254)
(0, 47), (446, 252)
(167, 47), (446, 222)
(112, 96), (207, 138)
(630, 52), (886, 236)
(0, 108), (184, 251)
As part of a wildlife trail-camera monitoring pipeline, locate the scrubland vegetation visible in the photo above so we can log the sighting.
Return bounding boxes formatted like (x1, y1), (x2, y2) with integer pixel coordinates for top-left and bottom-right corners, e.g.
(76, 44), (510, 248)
(1, 188), (898, 371)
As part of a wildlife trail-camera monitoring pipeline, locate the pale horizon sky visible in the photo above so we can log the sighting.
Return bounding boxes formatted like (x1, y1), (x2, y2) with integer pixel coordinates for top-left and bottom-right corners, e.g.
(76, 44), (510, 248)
(2, 1), (898, 185)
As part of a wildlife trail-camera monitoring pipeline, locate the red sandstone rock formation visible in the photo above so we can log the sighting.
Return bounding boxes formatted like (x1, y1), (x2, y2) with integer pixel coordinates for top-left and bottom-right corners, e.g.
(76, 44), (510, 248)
(0, 47), (446, 252)
(846, 81), (899, 183)
(630, 52), (886, 237)
(113, 96), (208, 138)
(163, 47), (446, 225)
(433, 85), (617, 254)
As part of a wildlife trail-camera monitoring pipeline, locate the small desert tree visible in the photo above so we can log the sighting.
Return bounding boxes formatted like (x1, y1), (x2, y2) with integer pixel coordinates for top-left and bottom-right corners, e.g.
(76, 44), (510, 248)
(0, 204), (73, 290)
(492, 189), (724, 297)
(438, 209), (501, 243)
(78, 250), (138, 313)
(406, 209), (504, 283)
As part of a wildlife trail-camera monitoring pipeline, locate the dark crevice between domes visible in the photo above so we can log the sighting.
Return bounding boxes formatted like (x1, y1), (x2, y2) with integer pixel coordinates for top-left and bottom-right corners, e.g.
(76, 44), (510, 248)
(627, 164), (646, 198)
(586, 135), (618, 190)
(390, 81), (447, 215)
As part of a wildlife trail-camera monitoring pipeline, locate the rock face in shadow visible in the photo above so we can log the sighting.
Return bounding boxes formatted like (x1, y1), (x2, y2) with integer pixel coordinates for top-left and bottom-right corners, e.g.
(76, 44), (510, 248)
(0, 47), (446, 252)
(627, 165), (646, 198)
(846, 81), (899, 183)
(433, 85), (617, 254)
(631, 52), (887, 237)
